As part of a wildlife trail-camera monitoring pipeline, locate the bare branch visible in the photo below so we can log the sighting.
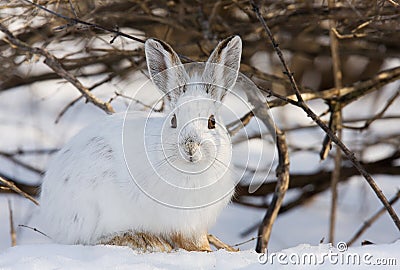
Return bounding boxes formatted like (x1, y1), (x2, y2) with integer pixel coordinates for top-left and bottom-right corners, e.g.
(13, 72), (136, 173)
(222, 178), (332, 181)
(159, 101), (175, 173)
(327, 0), (343, 244)
(250, 0), (400, 232)
(347, 190), (400, 246)
(0, 23), (115, 114)
(227, 111), (254, 136)
(54, 72), (122, 123)
(8, 200), (16, 247)
(386, 0), (400, 7)
(18, 225), (51, 239)
(22, 0), (145, 44)
(255, 129), (289, 253)
(238, 74), (290, 252)
(67, 0), (78, 19)
(0, 151), (44, 175)
(266, 66), (400, 109)
(345, 88), (400, 130)
(207, 234), (238, 252)
(0, 176), (39, 206)
(238, 151), (400, 237)
(231, 236), (261, 248)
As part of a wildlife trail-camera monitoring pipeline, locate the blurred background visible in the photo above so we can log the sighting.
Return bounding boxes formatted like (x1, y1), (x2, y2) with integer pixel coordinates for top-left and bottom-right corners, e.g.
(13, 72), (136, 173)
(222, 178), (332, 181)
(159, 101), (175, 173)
(0, 0), (399, 252)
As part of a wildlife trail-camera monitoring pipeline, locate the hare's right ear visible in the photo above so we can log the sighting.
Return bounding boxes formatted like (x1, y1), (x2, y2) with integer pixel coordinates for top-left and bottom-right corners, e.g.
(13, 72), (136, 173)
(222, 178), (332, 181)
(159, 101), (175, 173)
(145, 39), (188, 109)
(203, 36), (242, 101)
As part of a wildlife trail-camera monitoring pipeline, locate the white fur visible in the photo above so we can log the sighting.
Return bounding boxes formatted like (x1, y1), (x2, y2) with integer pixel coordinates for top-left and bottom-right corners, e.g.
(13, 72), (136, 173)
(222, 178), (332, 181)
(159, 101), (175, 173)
(36, 36), (242, 245)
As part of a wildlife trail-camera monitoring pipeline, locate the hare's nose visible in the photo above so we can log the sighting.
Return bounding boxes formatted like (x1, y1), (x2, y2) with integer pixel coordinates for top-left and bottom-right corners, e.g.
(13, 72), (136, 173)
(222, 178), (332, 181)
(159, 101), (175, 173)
(183, 138), (201, 162)
(187, 141), (200, 156)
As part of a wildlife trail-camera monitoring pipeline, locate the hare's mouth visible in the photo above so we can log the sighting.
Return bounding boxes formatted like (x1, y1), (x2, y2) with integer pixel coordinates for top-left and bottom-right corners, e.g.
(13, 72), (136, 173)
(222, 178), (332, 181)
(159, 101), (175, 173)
(161, 144), (219, 175)
(181, 148), (202, 163)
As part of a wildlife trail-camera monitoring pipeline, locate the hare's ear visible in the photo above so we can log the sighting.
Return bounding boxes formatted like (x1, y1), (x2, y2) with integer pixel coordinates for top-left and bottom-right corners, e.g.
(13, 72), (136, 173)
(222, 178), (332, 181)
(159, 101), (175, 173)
(145, 38), (188, 109)
(204, 36), (242, 101)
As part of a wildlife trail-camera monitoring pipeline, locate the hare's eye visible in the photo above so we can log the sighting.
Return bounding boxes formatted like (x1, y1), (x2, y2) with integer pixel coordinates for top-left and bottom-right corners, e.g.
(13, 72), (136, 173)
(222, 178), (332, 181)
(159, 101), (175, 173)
(171, 114), (177, 128)
(208, 114), (216, 129)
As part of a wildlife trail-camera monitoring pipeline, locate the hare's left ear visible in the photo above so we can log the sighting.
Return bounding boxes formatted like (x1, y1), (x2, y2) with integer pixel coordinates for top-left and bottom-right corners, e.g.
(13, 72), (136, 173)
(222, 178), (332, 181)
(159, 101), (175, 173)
(203, 36), (242, 101)
(145, 38), (188, 109)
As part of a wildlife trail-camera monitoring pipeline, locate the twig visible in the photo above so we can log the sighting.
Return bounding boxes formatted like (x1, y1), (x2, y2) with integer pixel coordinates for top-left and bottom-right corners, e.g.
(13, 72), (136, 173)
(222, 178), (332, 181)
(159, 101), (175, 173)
(255, 128), (289, 253)
(207, 234), (238, 252)
(282, 114), (400, 132)
(319, 103), (337, 160)
(346, 89), (400, 130)
(0, 171), (39, 197)
(339, 67), (400, 105)
(250, 0), (400, 231)
(240, 187), (329, 237)
(0, 151), (44, 175)
(237, 73), (290, 253)
(249, 1), (302, 102)
(21, 0), (194, 63)
(18, 225), (51, 239)
(0, 23), (115, 115)
(231, 236), (261, 248)
(113, 91), (155, 110)
(386, 0), (400, 7)
(8, 200), (16, 246)
(239, 152), (400, 237)
(227, 111), (254, 136)
(0, 176), (39, 205)
(67, 0), (78, 18)
(329, 124), (342, 244)
(265, 66), (400, 109)
(347, 190), (400, 246)
(328, 7), (343, 91)
(54, 61), (144, 123)
(4, 148), (58, 156)
(331, 28), (367, 39)
(237, 150), (400, 198)
(22, 0), (145, 44)
(327, 0), (343, 244)
(54, 72), (120, 123)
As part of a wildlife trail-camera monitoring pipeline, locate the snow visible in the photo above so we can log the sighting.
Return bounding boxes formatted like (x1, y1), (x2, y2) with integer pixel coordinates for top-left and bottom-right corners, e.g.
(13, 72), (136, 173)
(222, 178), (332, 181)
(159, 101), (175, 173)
(1, 242), (399, 269)
(0, 245), (259, 270)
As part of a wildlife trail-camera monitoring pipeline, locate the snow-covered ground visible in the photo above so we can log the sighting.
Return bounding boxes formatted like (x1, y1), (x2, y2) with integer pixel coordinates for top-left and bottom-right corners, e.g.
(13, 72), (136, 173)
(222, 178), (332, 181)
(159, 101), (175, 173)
(0, 50), (399, 268)
(1, 240), (399, 269)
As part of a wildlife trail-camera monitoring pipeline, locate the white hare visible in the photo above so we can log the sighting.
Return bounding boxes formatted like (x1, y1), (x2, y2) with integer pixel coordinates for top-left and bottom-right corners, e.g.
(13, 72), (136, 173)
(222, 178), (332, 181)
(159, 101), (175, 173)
(37, 36), (242, 252)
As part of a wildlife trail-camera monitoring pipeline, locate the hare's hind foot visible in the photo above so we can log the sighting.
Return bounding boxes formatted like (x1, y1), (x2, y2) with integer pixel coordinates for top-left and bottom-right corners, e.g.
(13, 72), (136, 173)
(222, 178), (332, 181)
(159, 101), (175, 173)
(100, 231), (211, 252)
(100, 231), (174, 252)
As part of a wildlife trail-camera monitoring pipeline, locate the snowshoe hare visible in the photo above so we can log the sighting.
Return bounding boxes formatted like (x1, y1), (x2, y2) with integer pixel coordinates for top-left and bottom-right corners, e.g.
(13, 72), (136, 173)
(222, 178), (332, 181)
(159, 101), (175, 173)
(37, 36), (242, 252)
